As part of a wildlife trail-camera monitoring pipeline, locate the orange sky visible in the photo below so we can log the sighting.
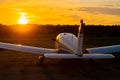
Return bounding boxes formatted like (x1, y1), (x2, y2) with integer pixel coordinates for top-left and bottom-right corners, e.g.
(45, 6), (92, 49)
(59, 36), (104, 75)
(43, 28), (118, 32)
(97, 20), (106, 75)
(0, 0), (120, 25)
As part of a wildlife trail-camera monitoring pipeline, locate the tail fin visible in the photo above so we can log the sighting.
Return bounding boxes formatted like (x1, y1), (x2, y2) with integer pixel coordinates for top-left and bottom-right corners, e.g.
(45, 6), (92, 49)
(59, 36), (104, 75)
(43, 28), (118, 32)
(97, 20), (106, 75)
(77, 19), (85, 56)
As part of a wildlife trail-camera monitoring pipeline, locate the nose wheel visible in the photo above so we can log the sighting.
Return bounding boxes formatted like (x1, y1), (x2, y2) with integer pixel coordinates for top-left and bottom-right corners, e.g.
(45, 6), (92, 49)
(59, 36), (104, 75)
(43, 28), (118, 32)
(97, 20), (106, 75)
(39, 56), (44, 65)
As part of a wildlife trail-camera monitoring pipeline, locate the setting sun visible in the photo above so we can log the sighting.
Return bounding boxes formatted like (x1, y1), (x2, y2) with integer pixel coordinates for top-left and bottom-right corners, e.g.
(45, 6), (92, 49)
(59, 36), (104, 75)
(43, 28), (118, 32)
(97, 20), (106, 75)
(18, 12), (28, 24)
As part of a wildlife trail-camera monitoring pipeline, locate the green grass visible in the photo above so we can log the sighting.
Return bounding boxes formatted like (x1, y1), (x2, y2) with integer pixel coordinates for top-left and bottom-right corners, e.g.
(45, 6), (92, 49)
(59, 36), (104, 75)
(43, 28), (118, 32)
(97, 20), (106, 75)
(84, 36), (120, 48)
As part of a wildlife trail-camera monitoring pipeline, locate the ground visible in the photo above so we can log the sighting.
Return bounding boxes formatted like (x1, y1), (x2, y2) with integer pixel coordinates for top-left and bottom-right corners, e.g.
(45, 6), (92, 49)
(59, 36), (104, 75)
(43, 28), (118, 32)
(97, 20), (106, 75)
(0, 34), (120, 80)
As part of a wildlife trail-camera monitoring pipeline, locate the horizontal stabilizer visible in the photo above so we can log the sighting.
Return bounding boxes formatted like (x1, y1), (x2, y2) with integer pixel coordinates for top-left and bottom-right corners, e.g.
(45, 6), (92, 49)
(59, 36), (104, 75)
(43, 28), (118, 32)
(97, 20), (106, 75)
(44, 53), (115, 59)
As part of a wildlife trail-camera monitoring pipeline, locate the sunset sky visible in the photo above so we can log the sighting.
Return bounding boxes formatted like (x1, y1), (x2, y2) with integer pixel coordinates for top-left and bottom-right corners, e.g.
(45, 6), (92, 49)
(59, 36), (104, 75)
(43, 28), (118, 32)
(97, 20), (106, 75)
(0, 0), (120, 25)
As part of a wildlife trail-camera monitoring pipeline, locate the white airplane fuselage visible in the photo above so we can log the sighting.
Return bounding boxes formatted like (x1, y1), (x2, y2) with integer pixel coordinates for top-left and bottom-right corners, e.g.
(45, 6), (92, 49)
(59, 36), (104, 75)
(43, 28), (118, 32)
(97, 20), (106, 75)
(55, 33), (78, 54)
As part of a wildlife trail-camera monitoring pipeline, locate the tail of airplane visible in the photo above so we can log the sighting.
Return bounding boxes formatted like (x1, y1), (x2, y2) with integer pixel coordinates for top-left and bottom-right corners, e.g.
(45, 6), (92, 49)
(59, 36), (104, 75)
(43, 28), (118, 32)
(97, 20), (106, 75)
(77, 19), (85, 56)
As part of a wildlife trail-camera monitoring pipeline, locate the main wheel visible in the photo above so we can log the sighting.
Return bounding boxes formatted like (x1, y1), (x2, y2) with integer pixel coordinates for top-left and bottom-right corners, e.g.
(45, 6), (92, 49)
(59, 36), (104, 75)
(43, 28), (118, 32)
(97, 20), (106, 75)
(39, 56), (44, 65)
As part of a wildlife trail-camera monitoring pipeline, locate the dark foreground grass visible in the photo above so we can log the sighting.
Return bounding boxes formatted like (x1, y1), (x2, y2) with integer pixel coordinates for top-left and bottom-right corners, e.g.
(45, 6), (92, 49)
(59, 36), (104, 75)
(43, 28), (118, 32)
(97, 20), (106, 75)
(0, 33), (120, 80)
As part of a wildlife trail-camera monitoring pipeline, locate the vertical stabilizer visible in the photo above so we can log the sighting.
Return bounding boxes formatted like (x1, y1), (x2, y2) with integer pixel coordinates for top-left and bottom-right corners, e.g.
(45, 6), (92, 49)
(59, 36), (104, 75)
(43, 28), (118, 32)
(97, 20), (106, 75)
(77, 19), (85, 56)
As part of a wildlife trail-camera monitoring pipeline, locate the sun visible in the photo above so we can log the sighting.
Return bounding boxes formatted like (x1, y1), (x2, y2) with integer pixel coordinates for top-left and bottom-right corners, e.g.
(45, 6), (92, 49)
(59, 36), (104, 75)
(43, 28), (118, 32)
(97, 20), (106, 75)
(18, 12), (28, 24)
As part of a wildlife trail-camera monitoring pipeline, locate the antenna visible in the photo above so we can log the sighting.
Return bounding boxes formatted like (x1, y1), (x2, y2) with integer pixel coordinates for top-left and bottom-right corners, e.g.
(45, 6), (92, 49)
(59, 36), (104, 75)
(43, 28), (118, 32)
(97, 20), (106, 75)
(77, 19), (85, 56)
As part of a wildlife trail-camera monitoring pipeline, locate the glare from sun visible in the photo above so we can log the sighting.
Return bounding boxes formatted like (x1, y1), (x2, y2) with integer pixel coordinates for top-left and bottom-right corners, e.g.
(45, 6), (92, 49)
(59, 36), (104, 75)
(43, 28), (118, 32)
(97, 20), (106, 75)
(18, 12), (28, 24)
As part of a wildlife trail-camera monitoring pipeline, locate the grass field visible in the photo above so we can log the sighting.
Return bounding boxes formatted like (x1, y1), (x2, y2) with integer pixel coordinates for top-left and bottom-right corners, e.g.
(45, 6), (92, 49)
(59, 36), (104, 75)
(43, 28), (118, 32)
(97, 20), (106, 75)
(0, 33), (120, 80)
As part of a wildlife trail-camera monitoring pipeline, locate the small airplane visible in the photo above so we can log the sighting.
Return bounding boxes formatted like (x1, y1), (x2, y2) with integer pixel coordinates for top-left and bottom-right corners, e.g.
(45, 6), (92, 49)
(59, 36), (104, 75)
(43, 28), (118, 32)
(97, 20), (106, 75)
(0, 19), (120, 64)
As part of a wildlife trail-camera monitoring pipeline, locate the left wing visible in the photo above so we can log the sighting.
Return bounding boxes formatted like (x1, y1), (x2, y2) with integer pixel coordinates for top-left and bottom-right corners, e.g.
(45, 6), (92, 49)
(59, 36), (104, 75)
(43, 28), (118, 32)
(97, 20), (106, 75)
(0, 42), (57, 54)
(86, 45), (120, 54)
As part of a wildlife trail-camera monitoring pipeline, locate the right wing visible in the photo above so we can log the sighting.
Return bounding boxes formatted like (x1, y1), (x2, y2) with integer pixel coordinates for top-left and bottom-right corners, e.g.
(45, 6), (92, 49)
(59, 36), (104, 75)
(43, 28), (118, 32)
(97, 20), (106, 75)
(86, 45), (120, 54)
(0, 42), (57, 54)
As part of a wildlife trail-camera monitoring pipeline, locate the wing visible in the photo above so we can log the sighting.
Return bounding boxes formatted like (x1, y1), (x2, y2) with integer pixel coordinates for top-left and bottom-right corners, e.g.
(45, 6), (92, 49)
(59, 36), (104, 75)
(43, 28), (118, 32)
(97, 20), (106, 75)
(86, 45), (120, 54)
(44, 53), (114, 59)
(0, 42), (57, 54)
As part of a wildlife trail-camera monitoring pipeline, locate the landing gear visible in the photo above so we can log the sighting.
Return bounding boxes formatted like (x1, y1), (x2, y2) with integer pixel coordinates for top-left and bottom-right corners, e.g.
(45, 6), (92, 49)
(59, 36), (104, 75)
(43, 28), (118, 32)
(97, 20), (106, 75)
(39, 56), (44, 65)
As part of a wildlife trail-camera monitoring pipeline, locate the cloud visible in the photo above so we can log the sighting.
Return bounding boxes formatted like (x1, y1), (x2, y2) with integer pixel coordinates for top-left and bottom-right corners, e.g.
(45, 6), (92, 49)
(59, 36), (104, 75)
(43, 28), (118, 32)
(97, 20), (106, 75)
(103, 4), (120, 8)
(75, 7), (120, 15)
(0, 0), (39, 5)
(0, 0), (7, 4)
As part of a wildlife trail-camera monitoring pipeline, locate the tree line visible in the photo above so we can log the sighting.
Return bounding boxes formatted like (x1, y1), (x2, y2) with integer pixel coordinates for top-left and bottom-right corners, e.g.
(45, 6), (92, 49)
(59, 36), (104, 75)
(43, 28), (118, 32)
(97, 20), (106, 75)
(0, 24), (120, 38)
